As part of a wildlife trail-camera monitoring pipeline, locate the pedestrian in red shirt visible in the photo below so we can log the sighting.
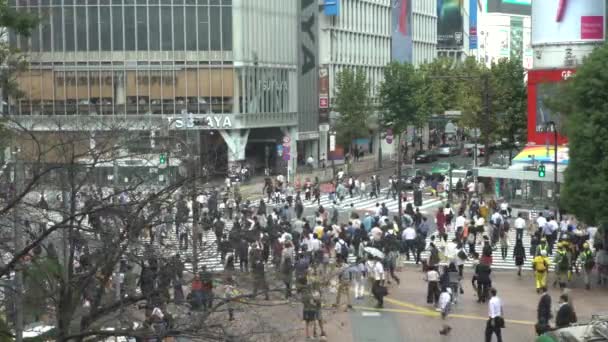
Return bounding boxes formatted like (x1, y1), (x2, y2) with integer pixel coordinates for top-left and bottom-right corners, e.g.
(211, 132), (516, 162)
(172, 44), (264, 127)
(436, 207), (447, 242)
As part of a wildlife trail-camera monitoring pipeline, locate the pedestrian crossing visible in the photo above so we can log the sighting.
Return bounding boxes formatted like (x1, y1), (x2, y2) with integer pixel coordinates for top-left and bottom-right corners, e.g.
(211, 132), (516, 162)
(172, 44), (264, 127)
(135, 221), (235, 273)
(401, 227), (554, 271)
(259, 187), (445, 214)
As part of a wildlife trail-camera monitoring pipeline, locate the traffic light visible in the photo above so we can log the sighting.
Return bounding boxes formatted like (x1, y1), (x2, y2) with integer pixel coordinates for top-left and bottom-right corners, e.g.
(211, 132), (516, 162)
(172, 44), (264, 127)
(538, 164), (546, 178)
(159, 154), (166, 165)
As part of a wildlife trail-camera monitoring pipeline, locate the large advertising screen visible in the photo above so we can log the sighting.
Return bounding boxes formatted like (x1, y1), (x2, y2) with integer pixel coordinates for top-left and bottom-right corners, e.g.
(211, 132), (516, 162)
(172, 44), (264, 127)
(469, 0), (478, 49)
(392, 0), (413, 62)
(532, 0), (605, 45)
(487, 0), (531, 16)
(437, 0), (464, 48)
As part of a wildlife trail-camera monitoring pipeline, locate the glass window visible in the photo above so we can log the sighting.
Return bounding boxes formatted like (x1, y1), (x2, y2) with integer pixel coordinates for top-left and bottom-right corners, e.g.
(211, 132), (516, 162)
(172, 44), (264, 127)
(30, 7), (41, 52)
(197, 5), (209, 49)
(148, 6), (160, 50)
(51, 7), (63, 51)
(124, 5), (135, 50)
(112, 5), (123, 50)
(64, 6), (75, 51)
(136, 6), (147, 50)
(89, 5), (99, 50)
(221, 5), (231, 50)
(174, 5), (185, 50)
(100, 5), (111, 50)
(161, 6), (172, 50)
(185, 6), (196, 50)
(76, 6), (87, 51)
(41, 9), (52, 51)
(209, 5), (220, 50)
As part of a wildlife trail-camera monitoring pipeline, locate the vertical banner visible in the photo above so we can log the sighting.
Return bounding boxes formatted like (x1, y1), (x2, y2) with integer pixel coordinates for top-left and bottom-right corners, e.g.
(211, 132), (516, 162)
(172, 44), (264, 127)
(318, 65), (330, 123)
(510, 16), (523, 60)
(391, 0), (413, 62)
(469, 0), (478, 49)
(437, 0), (464, 48)
(324, 0), (340, 16)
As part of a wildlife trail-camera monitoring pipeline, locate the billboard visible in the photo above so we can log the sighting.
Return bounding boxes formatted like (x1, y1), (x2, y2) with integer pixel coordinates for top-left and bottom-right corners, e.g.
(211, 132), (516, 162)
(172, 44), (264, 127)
(487, 0), (531, 16)
(438, 0), (464, 48)
(318, 65), (330, 123)
(532, 0), (605, 45)
(391, 0), (413, 62)
(469, 0), (478, 49)
(510, 16), (523, 60)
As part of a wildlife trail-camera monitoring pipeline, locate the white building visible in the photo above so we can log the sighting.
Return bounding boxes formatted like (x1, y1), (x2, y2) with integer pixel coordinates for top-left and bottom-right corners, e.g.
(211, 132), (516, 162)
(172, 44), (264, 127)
(411, 0), (438, 66)
(319, 0), (392, 104)
(476, 12), (533, 69)
(318, 0), (393, 160)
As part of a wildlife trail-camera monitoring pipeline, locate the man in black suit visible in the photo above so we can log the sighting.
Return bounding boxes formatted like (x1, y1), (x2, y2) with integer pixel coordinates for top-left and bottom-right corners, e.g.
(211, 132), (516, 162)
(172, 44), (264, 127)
(536, 287), (552, 335)
(555, 293), (577, 329)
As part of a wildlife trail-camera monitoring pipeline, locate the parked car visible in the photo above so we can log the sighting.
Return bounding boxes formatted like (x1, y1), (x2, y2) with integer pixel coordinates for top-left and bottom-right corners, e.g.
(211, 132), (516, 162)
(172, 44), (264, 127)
(431, 162), (458, 177)
(437, 144), (460, 157)
(414, 150), (439, 163)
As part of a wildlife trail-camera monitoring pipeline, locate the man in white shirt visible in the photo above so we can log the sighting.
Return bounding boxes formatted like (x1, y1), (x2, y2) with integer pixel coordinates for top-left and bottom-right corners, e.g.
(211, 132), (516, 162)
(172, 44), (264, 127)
(401, 226), (417, 261)
(536, 213), (547, 231)
(514, 212), (526, 241)
(485, 288), (504, 342)
(366, 258), (385, 308)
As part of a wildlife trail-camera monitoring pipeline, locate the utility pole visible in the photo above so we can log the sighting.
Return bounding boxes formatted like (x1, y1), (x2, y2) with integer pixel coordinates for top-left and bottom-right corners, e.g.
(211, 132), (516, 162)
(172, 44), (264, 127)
(548, 121), (559, 219)
(396, 133), (403, 218)
(12, 147), (24, 342)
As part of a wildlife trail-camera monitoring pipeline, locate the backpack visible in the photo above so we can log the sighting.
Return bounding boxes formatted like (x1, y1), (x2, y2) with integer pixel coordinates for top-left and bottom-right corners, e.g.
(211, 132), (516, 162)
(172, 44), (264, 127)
(535, 257), (547, 272)
(339, 241), (349, 259)
(557, 252), (570, 271)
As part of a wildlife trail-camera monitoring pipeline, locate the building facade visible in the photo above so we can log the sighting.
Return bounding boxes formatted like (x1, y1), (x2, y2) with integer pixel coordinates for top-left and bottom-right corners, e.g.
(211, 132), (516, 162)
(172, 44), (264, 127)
(318, 0), (392, 161)
(475, 0), (533, 69)
(436, 0), (470, 61)
(410, 0), (437, 66)
(6, 0), (309, 178)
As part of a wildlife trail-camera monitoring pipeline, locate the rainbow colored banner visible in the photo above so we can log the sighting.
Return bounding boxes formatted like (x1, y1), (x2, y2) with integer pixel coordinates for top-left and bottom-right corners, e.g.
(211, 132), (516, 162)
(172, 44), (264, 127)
(512, 145), (569, 165)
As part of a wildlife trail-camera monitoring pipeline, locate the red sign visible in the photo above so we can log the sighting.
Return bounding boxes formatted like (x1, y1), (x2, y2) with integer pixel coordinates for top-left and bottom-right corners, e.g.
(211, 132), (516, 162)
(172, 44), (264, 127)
(527, 69), (573, 146)
(319, 97), (329, 109)
(581, 16), (604, 40)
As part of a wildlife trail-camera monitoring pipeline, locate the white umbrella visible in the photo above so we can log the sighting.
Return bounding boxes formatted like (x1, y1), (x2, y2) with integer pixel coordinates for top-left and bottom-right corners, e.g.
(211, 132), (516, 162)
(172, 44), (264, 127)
(371, 227), (383, 241)
(364, 246), (384, 259)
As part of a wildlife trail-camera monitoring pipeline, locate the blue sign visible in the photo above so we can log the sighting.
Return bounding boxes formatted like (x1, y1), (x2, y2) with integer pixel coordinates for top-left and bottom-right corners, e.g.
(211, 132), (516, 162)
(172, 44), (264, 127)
(324, 0), (340, 16)
(469, 0), (478, 49)
(276, 144), (284, 156)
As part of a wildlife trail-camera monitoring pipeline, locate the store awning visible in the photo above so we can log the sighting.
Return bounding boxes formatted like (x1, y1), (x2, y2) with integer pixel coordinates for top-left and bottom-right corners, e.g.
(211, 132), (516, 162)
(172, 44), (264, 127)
(512, 145), (569, 165)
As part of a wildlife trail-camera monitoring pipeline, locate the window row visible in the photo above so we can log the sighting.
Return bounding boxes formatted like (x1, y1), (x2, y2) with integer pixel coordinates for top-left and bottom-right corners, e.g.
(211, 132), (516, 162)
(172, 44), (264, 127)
(12, 68), (235, 115)
(10, 4), (232, 52)
(12, 0), (232, 6)
(412, 14), (437, 44)
(331, 31), (391, 66)
(337, 0), (391, 36)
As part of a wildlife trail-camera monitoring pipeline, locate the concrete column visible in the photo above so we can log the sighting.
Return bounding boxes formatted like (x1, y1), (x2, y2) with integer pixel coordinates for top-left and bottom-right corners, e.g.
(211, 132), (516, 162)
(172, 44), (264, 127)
(115, 74), (126, 105)
(319, 124), (329, 168)
(281, 126), (298, 183)
(219, 129), (250, 169)
(310, 139), (319, 168)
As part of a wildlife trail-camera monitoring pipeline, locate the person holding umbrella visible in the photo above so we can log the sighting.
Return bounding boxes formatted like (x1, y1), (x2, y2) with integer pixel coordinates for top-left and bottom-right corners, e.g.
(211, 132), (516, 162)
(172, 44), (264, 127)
(365, 247), (386, 308)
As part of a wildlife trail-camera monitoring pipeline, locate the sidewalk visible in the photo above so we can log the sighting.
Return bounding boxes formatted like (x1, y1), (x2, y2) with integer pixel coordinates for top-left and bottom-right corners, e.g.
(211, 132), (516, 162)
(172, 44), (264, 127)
(237, 156), (396, 200)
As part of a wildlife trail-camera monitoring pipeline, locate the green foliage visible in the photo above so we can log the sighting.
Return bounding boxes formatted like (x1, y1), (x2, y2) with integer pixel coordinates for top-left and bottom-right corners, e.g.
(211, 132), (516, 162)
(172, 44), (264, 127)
(491, 58), (528, 146)
(0, 0), (39, 100)
(333, 68), (371, 150)
(558, 43), (608, 228)
(378, 62), (426, 133)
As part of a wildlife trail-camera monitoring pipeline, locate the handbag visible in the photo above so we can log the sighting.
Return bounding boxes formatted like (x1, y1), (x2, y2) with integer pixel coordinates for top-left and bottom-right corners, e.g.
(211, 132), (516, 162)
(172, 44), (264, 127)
(495, 316), (505, 329)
